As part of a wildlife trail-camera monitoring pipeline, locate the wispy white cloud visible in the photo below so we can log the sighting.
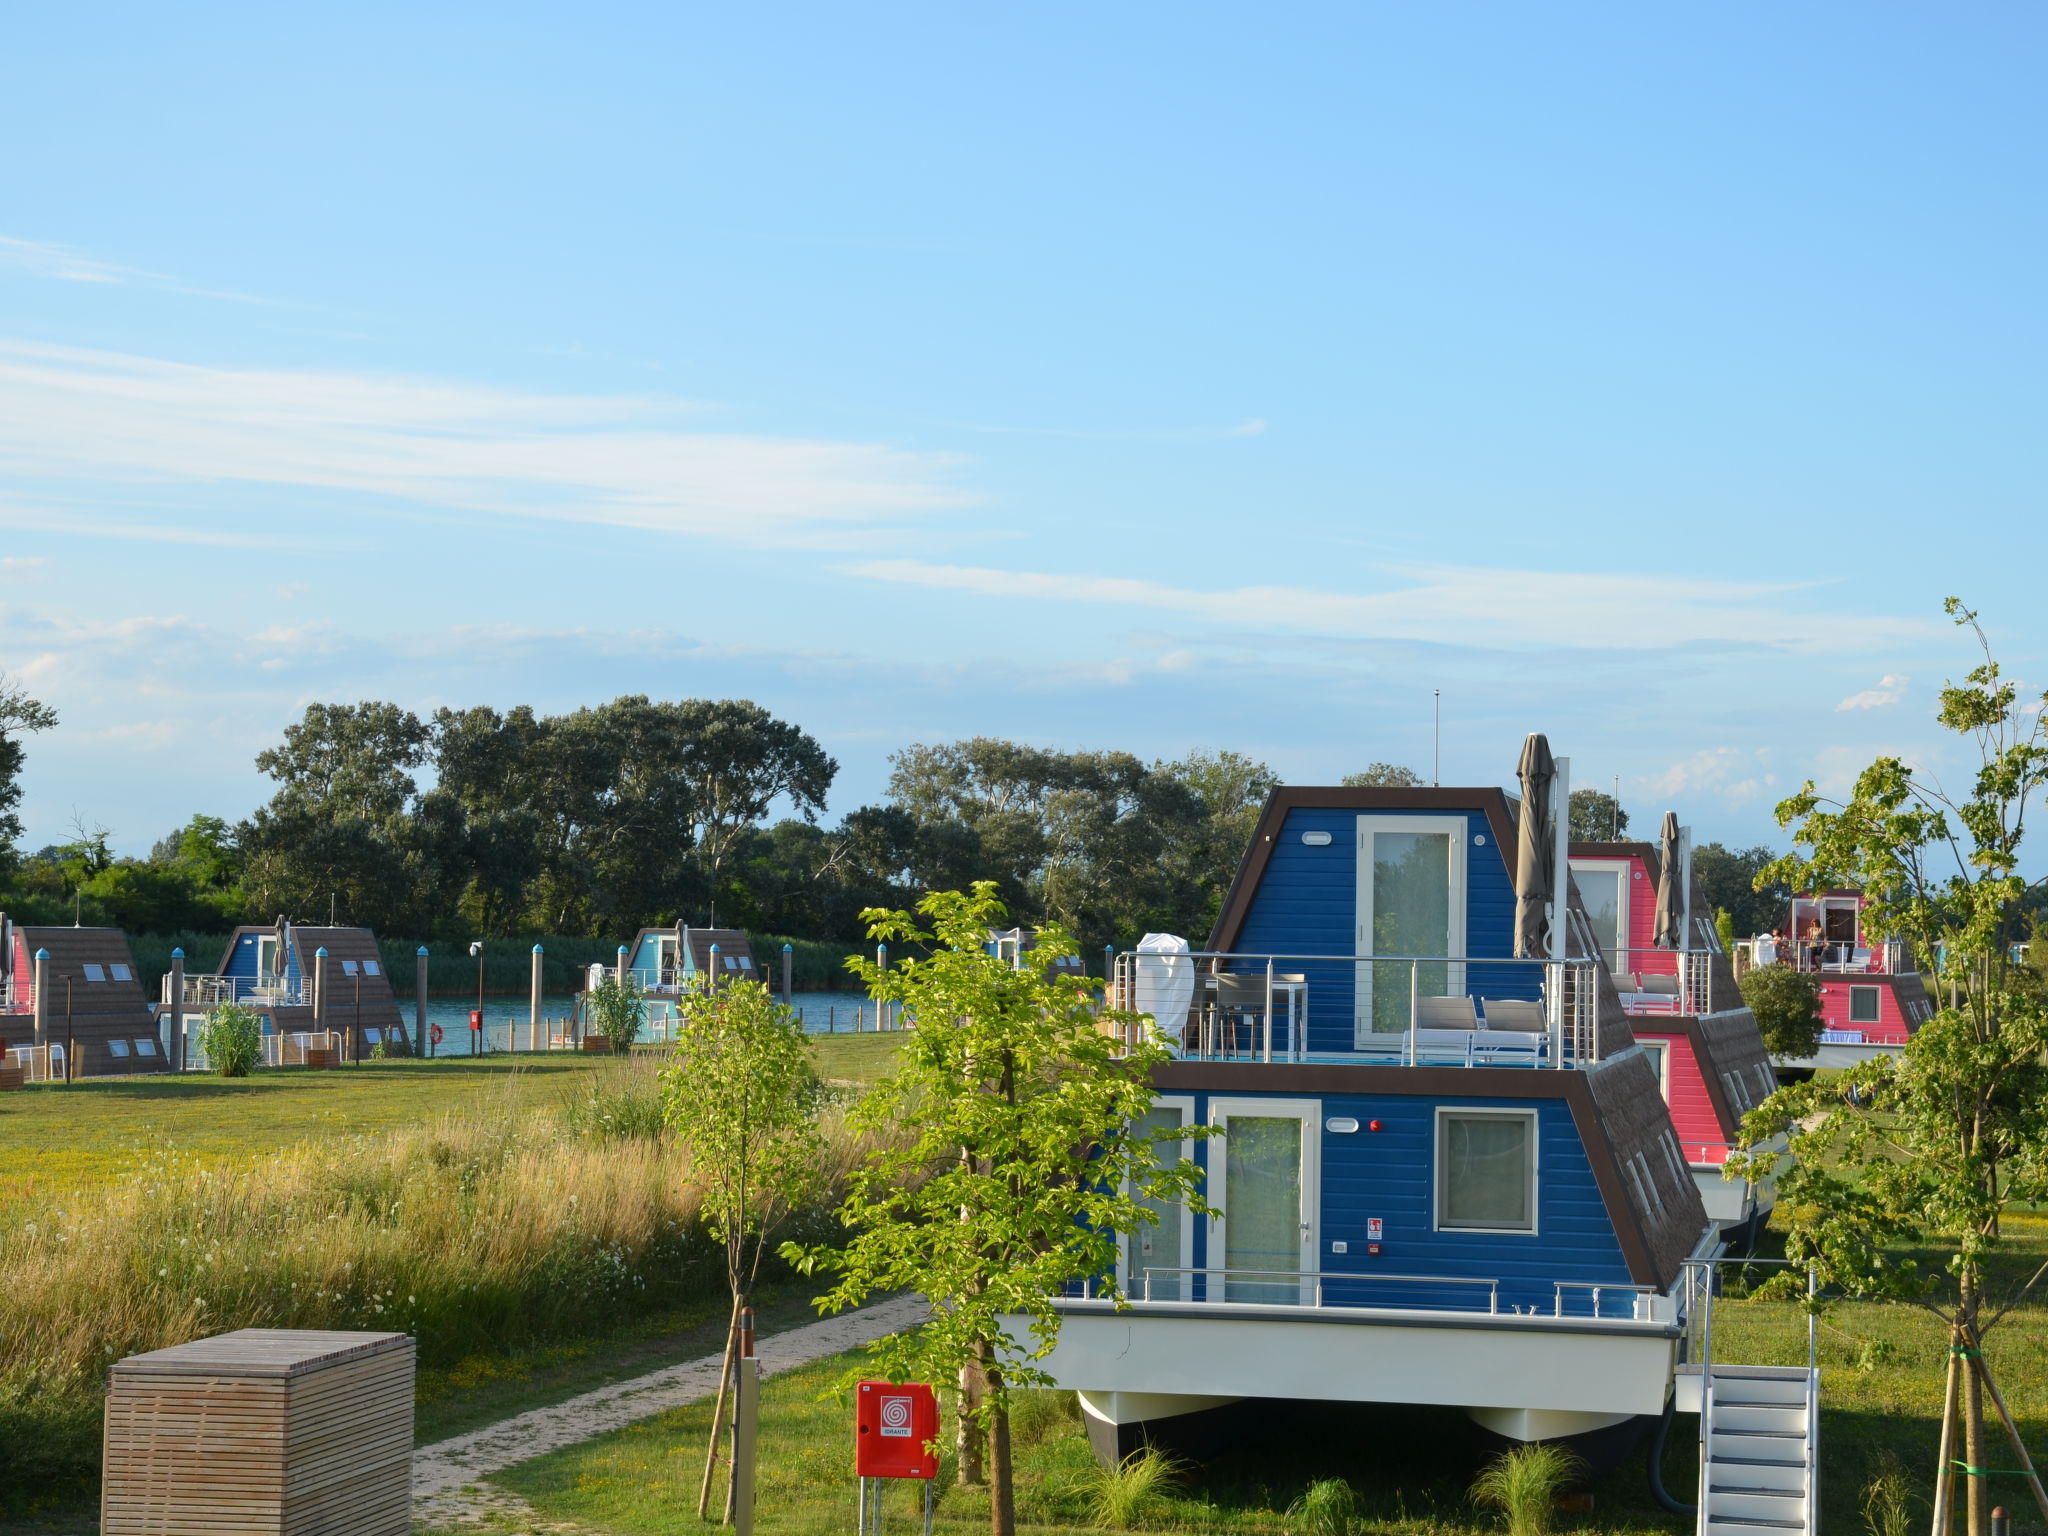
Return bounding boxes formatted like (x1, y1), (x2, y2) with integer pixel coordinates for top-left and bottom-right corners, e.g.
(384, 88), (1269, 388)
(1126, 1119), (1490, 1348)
(0, 339), (975, 546)
(0, 235), (270, 303)
(842, 559), (1927, 654)
(1836, 674), (1908, 711)
(1641, 747), (1777, 806)
(0, 501), (324, 550)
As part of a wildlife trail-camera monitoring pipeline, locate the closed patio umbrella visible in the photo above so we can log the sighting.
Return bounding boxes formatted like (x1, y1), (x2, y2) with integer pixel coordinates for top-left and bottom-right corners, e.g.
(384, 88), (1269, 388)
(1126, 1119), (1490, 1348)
(1654, 813), (1683, 948)
(273, 915), (290, 975)
(1514, 733), (1556, 959)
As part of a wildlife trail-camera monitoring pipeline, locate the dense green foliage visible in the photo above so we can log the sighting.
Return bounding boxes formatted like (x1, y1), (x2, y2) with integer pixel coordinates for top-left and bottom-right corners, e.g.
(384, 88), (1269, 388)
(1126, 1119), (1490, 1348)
(1694, 840), (1794, 938)
(1567, 787), (1627, 842)
(586, 973), (649, 1053)
(1736, 962), (1826, 1057)
(197, 1001), (262, 1077)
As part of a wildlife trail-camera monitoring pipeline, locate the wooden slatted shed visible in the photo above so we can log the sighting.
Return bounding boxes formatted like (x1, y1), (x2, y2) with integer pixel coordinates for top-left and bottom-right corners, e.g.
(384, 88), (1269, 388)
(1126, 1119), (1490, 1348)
(102, 1330), (413, 1536)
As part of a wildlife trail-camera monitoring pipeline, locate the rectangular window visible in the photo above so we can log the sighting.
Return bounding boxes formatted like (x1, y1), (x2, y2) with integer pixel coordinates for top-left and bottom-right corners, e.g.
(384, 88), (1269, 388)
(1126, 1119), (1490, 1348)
(111, 963), (133, 982)
(1753, 1063), (1776, 1100)
(365, 1029), (382, 1045)
(1639, 1039), (1670, 1101)
(108, 1039), (130, 1058)
(1569, 858), (1633, 972)
(1849, 986), (1881, 1024)
(1633, 1152), (1665, 1216)
(1661, 1129), (1689, 1184)
(363, 960), (381, 977)
(1435, 1109), (1537, 1232)
(83, 964), (106, 983)
(133, 1037), (157, 1057)
(341, 959), (360, 976)
(1722, 1070), (1749, 1114)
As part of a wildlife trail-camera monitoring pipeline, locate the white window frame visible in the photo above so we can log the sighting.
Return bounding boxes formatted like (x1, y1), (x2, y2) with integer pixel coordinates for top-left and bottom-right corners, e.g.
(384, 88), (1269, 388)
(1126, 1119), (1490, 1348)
(1206, 1096), (1321, 1302)
(1568, 857), (1633, 970)
(1638, 1038), (1671, 1102)
(1119, 1093), (1196, 1301)
(1356, 815), (1469, 1044)
(1433, 1106), (1539, 1235)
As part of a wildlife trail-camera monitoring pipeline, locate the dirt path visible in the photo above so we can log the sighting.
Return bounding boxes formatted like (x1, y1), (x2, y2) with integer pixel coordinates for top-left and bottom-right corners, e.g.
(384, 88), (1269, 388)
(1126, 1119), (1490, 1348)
(412, 1294), (928, 1530)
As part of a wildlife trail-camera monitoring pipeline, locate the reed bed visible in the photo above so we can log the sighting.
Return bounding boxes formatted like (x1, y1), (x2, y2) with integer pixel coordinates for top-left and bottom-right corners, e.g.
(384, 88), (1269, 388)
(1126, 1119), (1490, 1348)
(0, 1062), (879, 1513)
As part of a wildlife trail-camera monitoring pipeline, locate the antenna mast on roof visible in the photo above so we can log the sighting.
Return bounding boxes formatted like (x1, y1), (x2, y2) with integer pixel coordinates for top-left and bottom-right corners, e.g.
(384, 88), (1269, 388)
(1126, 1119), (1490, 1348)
(1433, 690), (1441, 787)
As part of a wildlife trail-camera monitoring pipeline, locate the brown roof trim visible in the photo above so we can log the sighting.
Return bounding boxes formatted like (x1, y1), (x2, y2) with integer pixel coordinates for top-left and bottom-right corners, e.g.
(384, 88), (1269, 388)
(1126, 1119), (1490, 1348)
(1569, 841), (1662, 882)
(1149, 1058), (1660, 1285)
(1210, 787), (1521, 952)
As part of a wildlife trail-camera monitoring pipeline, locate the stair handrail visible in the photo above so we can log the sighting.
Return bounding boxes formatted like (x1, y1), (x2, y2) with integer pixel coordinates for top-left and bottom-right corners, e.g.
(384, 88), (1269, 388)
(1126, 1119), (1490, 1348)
(1681, 1255), (1821, 1535)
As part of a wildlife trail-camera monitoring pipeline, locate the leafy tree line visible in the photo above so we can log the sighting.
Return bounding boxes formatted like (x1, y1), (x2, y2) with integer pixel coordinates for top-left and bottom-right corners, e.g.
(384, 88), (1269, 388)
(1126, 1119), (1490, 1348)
(0, 675), (1829, 960)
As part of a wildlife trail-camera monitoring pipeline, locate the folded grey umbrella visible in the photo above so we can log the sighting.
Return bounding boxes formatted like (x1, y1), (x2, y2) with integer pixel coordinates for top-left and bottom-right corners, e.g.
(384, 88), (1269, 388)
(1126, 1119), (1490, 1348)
(1514, 733), (1556, 958)
(1655, 813), (1683, 948)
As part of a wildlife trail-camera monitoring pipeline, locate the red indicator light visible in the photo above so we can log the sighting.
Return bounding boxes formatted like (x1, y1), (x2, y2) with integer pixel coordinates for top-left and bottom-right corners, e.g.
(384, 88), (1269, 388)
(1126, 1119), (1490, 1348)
(1368, 1119), (1382, 1132)
(1367, 1243), (1382, 1256)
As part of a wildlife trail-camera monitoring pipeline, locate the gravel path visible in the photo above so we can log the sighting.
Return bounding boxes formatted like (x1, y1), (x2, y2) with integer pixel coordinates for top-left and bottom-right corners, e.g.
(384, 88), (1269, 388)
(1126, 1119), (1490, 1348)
(413, 1293), (928, 1530)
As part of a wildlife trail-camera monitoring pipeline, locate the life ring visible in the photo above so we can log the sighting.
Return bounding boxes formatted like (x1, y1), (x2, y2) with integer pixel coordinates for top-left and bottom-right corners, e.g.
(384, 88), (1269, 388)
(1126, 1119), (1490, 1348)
(430, 1023), (444, 1045)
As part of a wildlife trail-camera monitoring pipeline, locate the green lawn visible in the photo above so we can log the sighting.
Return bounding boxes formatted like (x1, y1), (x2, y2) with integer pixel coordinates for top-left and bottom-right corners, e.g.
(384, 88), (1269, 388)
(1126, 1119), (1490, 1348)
(487, 1224), (2048, 1536)
(0, 1032), (904, 1205)
(0, 1055), (611, 1203)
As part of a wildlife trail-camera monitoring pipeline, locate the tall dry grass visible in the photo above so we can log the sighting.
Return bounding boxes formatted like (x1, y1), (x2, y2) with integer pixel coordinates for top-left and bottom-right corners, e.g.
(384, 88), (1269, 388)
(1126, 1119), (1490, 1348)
(0, 1065), (878, 1511)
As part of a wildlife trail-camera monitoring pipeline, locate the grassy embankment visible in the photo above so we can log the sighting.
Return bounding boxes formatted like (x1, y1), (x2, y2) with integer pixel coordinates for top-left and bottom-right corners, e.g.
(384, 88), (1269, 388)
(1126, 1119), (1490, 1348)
(491, 1220), (2048, 1536)
(0, 1034), (904, 1522)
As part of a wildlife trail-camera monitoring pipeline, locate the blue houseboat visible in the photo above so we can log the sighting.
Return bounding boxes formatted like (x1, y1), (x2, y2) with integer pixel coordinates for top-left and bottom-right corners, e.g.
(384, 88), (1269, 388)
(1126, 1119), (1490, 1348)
(1029, 746), (1815, 1527)
(164, 919), (406, 1064)
(614, 925), (758, 1039)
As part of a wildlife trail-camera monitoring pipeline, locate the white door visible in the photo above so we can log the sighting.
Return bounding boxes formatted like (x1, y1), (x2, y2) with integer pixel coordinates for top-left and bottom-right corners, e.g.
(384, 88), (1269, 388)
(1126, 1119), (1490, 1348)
(1356, 817), (1467, 1042)
(1121, 1097), (1195, 1300)
(1569, 858), (1631, 974)
(1207, 1098), (1319, 1304)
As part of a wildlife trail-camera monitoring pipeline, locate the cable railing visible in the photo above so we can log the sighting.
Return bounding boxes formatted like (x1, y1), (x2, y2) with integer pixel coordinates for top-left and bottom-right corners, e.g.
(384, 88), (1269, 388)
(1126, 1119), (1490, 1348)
(1104, 949), (1603, 1069)
(1602, 945), (1724, 1017)
(1070, 1267), (1666, 1322)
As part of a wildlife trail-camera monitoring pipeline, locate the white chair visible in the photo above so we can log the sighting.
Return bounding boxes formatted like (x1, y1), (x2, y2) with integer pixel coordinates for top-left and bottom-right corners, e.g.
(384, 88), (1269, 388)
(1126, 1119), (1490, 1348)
(1415, 995), (1480, 1030)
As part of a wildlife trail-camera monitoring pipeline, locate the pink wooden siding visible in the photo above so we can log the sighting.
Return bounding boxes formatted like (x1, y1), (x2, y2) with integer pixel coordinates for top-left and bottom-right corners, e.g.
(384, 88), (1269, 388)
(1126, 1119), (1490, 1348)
(1816, 977), (1911, 1045)
(1636, 1027), (1730, 1166)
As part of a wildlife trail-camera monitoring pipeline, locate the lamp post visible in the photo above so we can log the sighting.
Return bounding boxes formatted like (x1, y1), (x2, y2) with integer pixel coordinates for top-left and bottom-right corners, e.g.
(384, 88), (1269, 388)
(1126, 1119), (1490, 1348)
(415, 946), (429, 1057)
(780, 943), (792, 1008)
(469, 941), (485, 1057)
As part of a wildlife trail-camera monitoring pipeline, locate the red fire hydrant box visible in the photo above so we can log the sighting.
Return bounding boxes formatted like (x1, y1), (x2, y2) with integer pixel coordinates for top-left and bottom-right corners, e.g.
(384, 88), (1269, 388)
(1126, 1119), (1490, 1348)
(855, 1380), (938, 1478)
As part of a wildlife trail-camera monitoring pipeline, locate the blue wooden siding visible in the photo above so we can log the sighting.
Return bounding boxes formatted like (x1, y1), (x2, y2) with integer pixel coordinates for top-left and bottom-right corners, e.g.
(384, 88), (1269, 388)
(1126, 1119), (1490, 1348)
(630, 932), (661, 972)
(1232, 807), (1533, 1053)
(1185, 1087), (1631, 1314)
(222, 931), (303, 990)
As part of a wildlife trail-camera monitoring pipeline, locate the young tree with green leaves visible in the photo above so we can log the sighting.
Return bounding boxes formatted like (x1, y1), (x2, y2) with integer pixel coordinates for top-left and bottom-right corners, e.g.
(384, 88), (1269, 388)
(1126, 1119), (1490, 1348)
(785, 884), (1206, 1536)
(661, 979), (826, 1524)
(1729, 601), (2048, 1536)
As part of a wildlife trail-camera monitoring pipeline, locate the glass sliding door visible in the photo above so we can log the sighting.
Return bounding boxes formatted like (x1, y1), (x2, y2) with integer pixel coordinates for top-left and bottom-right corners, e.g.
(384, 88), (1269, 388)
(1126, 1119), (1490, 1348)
(1356, 818), (1467, 1041)
(1569, 859), (1630, 973)
(1124, 1102), (1190, 1300)
(1209, 1099), (1318, 1304)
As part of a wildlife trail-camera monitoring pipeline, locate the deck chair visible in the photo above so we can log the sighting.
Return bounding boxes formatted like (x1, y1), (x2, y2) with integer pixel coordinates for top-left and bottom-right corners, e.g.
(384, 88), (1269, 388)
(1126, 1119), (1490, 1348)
(1480, 998), (1546, 1032)
(1415, 995), (1481, 1030)
(1639, 974), (1681, 996)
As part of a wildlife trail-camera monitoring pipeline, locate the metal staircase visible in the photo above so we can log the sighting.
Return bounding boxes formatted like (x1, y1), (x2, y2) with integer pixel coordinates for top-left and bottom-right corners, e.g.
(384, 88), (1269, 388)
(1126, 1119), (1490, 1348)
(1681, 1259), (1821, 1536)
(1699, 1364), (1819, 1536)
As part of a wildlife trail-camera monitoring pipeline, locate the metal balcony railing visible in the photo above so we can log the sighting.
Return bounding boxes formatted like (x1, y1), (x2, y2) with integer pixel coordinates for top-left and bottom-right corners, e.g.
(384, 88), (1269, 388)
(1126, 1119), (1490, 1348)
(1104, 949), (1603, 1069)
(160, 974), (308, 1008)
(1070, 1267), (1666, 1322)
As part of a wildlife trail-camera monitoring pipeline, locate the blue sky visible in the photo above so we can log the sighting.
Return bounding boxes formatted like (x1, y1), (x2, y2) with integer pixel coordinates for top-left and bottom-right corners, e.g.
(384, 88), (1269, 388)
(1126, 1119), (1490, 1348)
(4, 4), (2045, 856)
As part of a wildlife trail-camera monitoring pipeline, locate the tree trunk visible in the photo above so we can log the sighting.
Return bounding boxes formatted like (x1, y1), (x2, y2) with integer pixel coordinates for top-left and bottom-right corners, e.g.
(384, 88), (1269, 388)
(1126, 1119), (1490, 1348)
(985, 1355), (1016, 1536)
(1963, 1274), (1987, 1536)
(956, 1362), (986, 1486)
(697, 1298), (742, 1520)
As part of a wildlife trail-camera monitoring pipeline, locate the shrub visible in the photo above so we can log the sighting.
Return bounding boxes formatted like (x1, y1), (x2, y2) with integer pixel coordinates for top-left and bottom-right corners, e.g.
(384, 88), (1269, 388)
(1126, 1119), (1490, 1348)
(198, 1003), (262, 1077)
(1082, 1448), (1183, 1527)
(586, 973), (647, 1053)
(1738, 963), (1826, 1057)
(1287, 1477), (1360, 1536)
(1469, 1444), (1583, 1536)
